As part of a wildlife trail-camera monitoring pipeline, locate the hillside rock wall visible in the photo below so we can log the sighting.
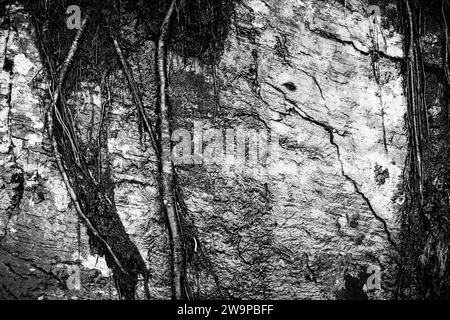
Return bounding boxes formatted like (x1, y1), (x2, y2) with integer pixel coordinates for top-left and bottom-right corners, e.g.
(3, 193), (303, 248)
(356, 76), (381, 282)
(0, 0), (406, 299)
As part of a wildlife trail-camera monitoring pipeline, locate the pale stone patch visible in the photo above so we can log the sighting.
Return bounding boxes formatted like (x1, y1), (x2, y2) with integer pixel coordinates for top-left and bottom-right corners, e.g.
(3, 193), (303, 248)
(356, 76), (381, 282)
(112, 157), (125, 170)
(26, 133), (42, 146)
(249, 0), (270, 14)
(11, 137), (23, 154)
(267, 159), (298, 176)
(310, 208), (323, 219)
(0, 188), (11, 210)
(0, 108), (9, 133)
(25, 112), (45, 130)
(48, 177), (70, 211)
(108, 137), (132, 154)
(13, 53), (34, 75)
(77, 254), (110, 277)
(0, 139), (11, 154)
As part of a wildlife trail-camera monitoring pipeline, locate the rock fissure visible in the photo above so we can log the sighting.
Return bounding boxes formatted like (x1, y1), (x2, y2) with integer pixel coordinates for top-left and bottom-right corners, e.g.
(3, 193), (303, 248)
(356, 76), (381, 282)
(264, 81), (348, 137)
(266, 83), (398, 251)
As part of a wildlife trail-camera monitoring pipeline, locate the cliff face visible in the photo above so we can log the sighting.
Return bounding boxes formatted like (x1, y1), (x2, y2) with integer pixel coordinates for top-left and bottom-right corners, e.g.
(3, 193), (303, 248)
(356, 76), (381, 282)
(0, 0), (406, 299)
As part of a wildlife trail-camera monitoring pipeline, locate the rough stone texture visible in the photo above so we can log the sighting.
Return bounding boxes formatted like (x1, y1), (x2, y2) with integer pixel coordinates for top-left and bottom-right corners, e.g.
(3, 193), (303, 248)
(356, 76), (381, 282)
(0, 6), (74, 298)
(0, 6), (114, 300)
(1, 0), (407, 299)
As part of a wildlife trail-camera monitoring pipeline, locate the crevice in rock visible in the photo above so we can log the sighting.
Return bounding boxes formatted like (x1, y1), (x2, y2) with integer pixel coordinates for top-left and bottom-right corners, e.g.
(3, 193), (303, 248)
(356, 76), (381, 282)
(303, 253), (318, 284)
(1, 11), (24, 244)
(297, 68), (329, 111)
(309, 22), (446, 78)
(264, 83), (398, 251)
(0, 247), (63, 286)
(369, 21), (389, 154)
(308, 26), (372, 56)
(264, 81), (348, 136)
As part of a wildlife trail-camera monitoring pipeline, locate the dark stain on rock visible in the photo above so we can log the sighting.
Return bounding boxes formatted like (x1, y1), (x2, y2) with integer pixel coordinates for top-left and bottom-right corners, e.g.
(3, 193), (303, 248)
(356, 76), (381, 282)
(282, 82), (297, 91)
(374, 164), (390, 186)
(347, 213), (360, 229)
(2, 57), (14, 72)
(9, 169), (24, 211)
(336, 271), (368, 300)
(279, 135), (301, 150)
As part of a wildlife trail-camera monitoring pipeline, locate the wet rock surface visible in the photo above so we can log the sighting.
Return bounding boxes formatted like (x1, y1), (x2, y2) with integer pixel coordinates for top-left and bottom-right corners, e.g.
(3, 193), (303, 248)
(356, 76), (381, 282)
(1, 0), (406, 299)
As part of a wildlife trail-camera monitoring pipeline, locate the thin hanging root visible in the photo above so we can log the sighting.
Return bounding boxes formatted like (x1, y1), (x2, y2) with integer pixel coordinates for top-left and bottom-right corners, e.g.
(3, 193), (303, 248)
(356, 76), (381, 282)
(47, 15), (127, 275)
(157, 0), (187, 300)
(111, 0), (222, 299)
(443, 0), (450, 84)
(112, 0), (187, 299)
(405, 0), (426, 202)
(111, 35), (159, 155)
(110, 28), (161, 298)
(174, 185), (227, 298)
(48, 114), (127, 275)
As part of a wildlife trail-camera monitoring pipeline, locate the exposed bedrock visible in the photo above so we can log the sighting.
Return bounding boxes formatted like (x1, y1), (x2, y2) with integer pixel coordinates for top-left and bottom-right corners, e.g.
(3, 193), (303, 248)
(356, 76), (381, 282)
(0, 0), (406, 299)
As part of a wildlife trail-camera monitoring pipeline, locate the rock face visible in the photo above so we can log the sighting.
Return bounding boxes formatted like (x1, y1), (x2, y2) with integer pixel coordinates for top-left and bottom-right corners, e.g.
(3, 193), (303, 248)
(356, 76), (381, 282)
(0, 6), (81, 299)
(0, 0), (407, 299)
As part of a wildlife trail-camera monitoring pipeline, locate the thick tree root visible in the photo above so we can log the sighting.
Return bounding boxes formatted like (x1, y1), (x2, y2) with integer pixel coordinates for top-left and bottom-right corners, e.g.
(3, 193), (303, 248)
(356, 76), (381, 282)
(43, 14), (150, 300)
